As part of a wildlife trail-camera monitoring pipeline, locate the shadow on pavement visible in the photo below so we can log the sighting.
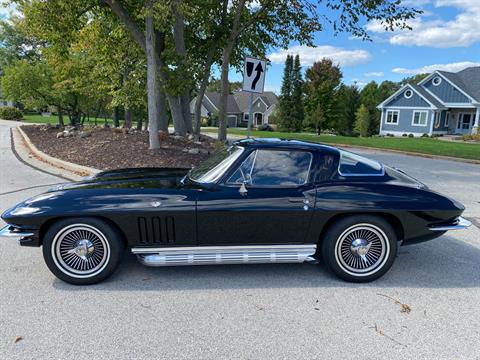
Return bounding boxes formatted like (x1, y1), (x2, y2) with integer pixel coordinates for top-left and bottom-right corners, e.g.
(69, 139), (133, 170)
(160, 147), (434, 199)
(52, 234), (480, 291)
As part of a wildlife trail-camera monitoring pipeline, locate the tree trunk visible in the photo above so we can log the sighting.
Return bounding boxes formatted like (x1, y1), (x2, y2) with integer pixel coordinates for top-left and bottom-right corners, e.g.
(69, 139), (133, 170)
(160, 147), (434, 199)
(145, 0), (160, 149)
(124, 107), (133, 128)
(156, 87), (168, 132)
(193, 49), (216, 137)
(112, 107), (120, 127)
(168, 95), (187, 136)
(57, 106), (64, 128)
(172, 0), (192, 135)
(218, 46), (232, 141)
(217, 0), (246, 141)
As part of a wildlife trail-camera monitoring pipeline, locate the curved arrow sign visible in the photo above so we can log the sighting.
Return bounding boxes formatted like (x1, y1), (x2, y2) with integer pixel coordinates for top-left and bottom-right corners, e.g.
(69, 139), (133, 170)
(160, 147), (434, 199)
(243, 57), (266, 94)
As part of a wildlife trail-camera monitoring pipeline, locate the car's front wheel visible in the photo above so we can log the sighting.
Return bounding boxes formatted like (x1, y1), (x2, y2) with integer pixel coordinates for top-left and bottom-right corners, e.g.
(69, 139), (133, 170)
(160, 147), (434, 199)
(321, 215), (398, 282)
(42, 218), (124, 285)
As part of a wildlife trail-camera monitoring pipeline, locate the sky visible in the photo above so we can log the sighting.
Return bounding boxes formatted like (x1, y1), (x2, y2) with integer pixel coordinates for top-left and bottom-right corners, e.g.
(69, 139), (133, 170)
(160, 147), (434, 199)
(230, 0), (480, 93)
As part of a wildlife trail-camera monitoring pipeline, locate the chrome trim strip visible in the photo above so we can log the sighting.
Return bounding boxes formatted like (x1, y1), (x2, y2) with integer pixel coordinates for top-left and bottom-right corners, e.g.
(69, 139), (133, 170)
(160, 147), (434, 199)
(429, 216), (472, 231)
(132, 244), (317, 267)
(0, 225), (35, 238)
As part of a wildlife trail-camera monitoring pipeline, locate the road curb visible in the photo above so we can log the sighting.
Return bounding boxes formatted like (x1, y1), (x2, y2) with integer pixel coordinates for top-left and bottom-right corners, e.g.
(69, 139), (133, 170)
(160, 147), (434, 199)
(202, 131), (480, 165)
(13, 126), (101, 181)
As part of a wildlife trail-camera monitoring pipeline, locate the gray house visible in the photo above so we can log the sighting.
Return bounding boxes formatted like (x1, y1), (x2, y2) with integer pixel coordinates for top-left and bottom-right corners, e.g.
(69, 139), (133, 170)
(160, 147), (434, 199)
(377, 67), (480, 136)
(190, 91), (278, 128)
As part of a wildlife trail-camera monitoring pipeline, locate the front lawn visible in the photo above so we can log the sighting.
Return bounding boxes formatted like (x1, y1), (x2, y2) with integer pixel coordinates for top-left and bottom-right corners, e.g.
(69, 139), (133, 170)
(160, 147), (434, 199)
(22, 114), (116, 125)
(206, 128), (480, 161)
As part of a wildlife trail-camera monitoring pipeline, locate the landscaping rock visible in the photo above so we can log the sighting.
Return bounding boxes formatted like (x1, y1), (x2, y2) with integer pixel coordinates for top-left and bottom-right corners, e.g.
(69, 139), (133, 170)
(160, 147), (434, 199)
(56, 132), (64, 139)
(188, 148), (200, 154)
(79, 131), (92, 138)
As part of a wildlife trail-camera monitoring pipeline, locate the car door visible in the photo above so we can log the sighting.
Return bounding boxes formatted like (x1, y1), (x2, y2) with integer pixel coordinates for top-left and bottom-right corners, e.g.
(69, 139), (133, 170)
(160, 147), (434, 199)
(196, 148), (316, 245)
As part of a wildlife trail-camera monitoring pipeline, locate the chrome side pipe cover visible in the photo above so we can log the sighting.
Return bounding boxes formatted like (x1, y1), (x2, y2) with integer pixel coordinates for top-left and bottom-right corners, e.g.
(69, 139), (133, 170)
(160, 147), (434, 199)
(132, 245), (317, 267)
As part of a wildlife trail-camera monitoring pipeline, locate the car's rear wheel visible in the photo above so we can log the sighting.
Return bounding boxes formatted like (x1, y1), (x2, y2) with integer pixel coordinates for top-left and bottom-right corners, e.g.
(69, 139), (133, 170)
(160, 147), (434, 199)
(42, 218), (124, 285)
(321, 215), (398, 282)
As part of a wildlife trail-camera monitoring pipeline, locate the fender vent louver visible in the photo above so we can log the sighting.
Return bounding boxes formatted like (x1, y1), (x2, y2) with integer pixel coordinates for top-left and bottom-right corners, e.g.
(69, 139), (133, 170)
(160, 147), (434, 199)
(137, 216), (176, 244)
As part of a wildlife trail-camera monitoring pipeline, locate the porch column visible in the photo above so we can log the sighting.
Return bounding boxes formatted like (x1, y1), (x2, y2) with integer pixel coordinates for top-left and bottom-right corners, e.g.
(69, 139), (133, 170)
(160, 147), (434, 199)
(379, 108), (384, 134)
(473, 106), (480, 134)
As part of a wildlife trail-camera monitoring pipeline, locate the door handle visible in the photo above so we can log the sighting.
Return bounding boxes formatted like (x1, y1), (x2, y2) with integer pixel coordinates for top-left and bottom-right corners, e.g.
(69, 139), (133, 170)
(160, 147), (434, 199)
(288, 198), (310, 205)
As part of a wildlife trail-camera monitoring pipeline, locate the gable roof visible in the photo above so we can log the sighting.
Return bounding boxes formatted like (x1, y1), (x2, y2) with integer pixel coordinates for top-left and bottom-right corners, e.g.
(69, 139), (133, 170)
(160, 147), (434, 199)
(233, 91), (278, 112)
(418, 67), (480, 103)
(204, 91), (240, 113)
(409, 83), (444, 108)
(455, 67), (480, 102)
(377, 83), (441, 109)
(202, 91), (278, 114)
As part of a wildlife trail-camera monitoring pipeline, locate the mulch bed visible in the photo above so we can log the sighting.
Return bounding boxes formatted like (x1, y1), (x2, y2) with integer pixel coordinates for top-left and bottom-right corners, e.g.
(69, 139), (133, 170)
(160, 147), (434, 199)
(21, 125), (215, 171)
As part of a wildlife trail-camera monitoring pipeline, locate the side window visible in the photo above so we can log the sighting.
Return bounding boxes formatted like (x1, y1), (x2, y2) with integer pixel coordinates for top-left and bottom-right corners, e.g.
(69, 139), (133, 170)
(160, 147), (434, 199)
(227, 150), (312, 186)
(338, 151), (383, 176)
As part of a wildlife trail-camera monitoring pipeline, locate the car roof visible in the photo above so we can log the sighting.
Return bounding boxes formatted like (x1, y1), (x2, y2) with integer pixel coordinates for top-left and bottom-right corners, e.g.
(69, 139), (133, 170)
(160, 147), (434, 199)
(234, 138), (340, 153)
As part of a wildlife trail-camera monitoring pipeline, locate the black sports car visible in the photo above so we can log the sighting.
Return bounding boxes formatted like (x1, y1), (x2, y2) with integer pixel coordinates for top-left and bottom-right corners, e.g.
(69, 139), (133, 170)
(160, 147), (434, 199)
(0, 138), (471, 285)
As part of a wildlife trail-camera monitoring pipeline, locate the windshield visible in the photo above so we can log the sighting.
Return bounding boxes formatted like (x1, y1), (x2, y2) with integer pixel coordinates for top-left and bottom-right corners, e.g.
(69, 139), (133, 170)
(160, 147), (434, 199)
(189, 145), (244, 183)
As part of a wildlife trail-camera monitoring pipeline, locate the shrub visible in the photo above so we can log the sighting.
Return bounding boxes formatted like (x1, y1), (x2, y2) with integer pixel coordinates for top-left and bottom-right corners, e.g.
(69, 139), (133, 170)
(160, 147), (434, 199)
(257, 123), (274, 132)
(386, 133), (394, 137)
(408, 133), (414, 138)
(462, 134), (480, 142)
(0, 106), (23, 120)
(421, 133), (429, 138)
(402, 133), (407, 137)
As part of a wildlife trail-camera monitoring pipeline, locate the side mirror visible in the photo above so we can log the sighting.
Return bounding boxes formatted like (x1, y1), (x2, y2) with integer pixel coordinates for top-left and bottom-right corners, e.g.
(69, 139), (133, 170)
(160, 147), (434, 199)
(239, 182), (248, 196)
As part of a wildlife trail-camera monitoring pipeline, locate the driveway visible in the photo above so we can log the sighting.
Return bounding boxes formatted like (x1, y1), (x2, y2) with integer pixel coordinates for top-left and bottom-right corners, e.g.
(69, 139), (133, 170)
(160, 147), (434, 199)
(1, 120), (479, 359)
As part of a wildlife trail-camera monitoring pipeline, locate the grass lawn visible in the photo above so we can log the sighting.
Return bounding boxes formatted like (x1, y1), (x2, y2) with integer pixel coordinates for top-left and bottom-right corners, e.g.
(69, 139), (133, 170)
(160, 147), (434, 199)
(22, 114), (116, 125)
(204, 128), (480, 161)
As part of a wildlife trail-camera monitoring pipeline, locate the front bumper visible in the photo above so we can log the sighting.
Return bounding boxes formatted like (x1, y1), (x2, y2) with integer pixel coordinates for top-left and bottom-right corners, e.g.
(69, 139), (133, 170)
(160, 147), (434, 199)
(0, 225), (35, 238)
(428, 216), (472, 231)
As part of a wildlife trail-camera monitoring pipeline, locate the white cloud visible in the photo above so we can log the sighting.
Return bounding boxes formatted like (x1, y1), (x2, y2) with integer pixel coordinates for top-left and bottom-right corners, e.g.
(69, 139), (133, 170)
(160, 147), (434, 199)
(366, 0), (480, 48)
(392, 61), (480, 74)
(268, 45), (371, 67)
(364, 72), (384, 77)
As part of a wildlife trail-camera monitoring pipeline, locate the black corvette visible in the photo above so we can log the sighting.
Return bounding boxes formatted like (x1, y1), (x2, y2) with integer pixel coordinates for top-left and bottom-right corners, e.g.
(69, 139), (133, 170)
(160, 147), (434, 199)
(0, 138), (471, 285)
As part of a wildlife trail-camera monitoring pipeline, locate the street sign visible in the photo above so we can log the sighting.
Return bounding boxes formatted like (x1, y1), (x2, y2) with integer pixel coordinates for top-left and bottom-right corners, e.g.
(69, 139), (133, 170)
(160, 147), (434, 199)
(242, 57), (266, 94)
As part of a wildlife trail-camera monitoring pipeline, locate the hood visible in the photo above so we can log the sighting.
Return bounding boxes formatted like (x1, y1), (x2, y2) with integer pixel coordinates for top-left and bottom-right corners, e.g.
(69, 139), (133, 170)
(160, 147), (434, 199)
(48, 167), (191, 192)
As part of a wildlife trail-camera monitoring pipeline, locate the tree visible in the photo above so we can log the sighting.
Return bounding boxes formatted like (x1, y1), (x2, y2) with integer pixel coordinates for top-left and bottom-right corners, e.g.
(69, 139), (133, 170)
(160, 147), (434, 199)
(354, 104), (370, 137)
(399, 73), (429, 86)
(360, 81), (380, 136)
(207, 78), (242, 93)
(291, 54), (304, 131)
(277, 55), (294, 131)
(304, 58), (342, 133)
(336, 84), (360, 135)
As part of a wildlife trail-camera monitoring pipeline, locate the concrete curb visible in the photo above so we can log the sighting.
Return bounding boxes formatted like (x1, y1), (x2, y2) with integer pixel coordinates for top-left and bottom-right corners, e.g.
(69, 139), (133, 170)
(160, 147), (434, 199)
(202, 131), (480, 165)
(13, 126), (101, 181)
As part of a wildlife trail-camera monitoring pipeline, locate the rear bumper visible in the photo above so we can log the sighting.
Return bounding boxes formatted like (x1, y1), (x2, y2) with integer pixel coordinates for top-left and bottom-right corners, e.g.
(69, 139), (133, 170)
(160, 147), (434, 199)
(428, 216), (472, 231)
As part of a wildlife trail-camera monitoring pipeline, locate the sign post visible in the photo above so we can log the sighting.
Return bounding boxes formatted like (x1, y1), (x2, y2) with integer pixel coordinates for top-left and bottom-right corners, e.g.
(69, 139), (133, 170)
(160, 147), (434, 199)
(242, 56), (267, 138)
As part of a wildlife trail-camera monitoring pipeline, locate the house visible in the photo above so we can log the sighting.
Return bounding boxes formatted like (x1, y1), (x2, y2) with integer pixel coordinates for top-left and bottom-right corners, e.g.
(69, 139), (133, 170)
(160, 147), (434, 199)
(377, 67), (480, 136)
(190, 90), (278, 128)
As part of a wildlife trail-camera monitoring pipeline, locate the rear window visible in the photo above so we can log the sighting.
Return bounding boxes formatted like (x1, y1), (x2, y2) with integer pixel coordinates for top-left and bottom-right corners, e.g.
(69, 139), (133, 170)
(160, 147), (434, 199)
(338, 151), (384, 176)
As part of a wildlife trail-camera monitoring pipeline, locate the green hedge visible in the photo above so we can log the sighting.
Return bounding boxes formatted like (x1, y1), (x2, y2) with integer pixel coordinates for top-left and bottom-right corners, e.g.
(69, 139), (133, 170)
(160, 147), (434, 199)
(0, 106), (23, 120)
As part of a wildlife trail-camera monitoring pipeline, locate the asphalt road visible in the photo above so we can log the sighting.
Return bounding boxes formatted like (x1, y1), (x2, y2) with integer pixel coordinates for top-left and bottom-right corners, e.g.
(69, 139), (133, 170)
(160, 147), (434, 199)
(1, 120), (479, 360)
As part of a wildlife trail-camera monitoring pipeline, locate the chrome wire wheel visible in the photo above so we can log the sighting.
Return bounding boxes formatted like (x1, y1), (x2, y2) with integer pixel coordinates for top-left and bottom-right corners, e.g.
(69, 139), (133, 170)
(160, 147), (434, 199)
(334, 223), (390, 277)
(51, 224), (111, 279)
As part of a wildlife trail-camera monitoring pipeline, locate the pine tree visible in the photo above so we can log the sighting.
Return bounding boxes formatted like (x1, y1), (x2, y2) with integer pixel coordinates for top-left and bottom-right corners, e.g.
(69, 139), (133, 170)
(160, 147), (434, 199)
(354, 104), (370, 137)
(278, 55), (295, 131)
(291, 54), (304, 132)
(359, 81), (380, 136)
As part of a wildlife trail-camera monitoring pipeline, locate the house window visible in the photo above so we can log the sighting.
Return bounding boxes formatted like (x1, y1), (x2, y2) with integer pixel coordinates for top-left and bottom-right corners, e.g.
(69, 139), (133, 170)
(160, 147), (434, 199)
(412, 111), (428, 126)
(432, 76), (442, 86)
(243, 113), (249, 122)
(404, 89), (413, 99)
(445, 112), (450, 127)
(385, 110), (399, 125)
